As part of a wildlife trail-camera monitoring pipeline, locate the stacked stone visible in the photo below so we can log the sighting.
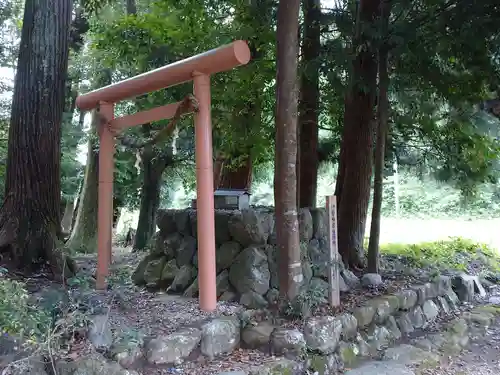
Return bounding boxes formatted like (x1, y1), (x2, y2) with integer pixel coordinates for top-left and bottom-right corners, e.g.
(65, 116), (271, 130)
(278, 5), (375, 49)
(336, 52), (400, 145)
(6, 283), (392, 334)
(115, 274), (492, 372)
(132, 207), (361, 308)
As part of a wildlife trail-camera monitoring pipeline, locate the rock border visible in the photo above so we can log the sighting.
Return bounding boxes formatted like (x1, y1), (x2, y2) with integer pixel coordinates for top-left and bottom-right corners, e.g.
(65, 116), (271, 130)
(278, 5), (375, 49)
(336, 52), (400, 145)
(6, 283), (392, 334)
(108, 274), (492, 374)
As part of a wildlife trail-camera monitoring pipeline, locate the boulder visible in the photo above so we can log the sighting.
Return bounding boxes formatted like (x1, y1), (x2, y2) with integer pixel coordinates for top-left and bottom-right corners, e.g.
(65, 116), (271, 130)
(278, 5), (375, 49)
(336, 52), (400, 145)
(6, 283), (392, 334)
(132, 254), (156, 286)
(266, 245), (279, 289)
(270, 328), (306, 356)
(452, 274), (486, 301)
(383, 344), (439, 365)
(396, 313), (415, 335)
(341, 269), (360, 289)
(308, 239), (330, 279)
(385, 316), (402, 340)
(183, 278), (199, 298)
(337, 313), (358, 340)
(201, 317), (240, 359)
(228, 210), (273, 247)
(161, 259), (179, 285)
(156, 210), (178, 235)
(175, 235), (197, 267)
(241, 321), (275, 349)
(422, 300), (440, 321)
(408, 306), (426, 329)
(110, 337), (143, 369)
(216, 270), (231, 297)
(363, 325), (392, 351)
(169, 265), (196, 292)
(240, 291), (268, 309)
(143, 257), (167, 286)
(216, 241), (242, 272)
(309, 208), (328, 240)
(394, 289), (418, 310)
(229, 246), (270, 295)
(214, 211), (233, 244)
(298, 208), (313, 242)
(353, 304), (375, 328)
(303, 316), (343, 354)
(145, 327), (201, 364)
(361, 273), (383, 287)
(160, 233), (184, 260)
(452, 274), (475, 302)
(337, 341), (360, 367)
(56, 353), (140, 375)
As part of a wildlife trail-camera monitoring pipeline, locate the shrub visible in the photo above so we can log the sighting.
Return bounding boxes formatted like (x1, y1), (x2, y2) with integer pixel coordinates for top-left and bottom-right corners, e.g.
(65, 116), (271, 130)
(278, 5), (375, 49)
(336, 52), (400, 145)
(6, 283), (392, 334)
(380, 237), (500, 272)
(0, 279), (51, 341)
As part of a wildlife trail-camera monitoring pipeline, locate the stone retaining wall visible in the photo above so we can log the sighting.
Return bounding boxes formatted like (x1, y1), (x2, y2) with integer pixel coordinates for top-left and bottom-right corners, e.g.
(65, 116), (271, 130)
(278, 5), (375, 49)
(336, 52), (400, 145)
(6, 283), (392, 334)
(120, 273), (493, 373)
(132, 207), (361, 307)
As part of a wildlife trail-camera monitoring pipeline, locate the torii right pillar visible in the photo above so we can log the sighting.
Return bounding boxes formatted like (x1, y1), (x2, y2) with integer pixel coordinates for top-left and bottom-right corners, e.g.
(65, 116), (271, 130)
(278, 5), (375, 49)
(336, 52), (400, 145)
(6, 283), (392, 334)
(193, 72), (217, 311)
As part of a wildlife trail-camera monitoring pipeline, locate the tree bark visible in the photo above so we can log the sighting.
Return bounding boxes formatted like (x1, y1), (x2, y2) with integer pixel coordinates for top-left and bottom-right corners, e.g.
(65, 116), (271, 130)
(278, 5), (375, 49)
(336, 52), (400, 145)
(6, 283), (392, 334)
(126, 0), (137, 15)
(336, 0), (380, 269)
(275, 0), (302, 300)
(298, 0), (321, 208)
(66, 112), (100, 252)
(216, 156), (252, 190)
(67, 69), (112, 253)
(0, 0), (75, 278)
(61, 198), (74, 234)
(133, 147), (170, 250)
(70, 180), (82, 232)
(367, 0), (392, 273)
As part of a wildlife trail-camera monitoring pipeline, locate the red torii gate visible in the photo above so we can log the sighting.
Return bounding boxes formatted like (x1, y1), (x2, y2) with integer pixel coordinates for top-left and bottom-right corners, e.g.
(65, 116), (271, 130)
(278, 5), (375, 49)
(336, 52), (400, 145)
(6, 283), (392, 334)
(75, 41), (251, 312)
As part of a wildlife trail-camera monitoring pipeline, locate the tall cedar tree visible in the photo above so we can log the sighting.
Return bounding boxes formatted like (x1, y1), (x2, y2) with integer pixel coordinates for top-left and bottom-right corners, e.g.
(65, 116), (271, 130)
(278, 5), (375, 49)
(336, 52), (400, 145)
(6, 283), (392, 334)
(367, 0), (392, 273)
(274, 0), (302, 299)
(0, 0), (75, 277)
(67, 70), (112, 253)
(298, 0), (321, 208)
(335, 0), (380, 269)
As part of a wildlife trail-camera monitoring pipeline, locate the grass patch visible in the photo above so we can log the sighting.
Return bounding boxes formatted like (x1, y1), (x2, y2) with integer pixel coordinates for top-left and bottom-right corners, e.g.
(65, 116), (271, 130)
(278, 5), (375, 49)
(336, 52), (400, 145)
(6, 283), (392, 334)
(379, 237), (500, 273)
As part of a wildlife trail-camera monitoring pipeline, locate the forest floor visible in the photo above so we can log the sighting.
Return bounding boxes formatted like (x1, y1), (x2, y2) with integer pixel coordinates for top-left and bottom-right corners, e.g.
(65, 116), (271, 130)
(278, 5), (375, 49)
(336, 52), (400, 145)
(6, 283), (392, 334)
(62, 244), (500, 375)
(3, 222), (500, 374)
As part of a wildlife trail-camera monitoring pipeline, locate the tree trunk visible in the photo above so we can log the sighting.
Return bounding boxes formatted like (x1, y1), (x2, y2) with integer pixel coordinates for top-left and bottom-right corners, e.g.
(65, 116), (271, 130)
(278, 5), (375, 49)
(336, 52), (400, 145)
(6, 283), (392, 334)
(61, 198), (74, 234)
(0, 0), (75, 278)
(126, 0), (137, 14)
(367, 0), (391, 273)
(217, 156), (252, 190)
(274, 0), (302, 300)
(67, 69), (112, 253)
(336, 0), (380, 269)
(112, 196), (122, 229)
(133, 149), (169, 251)
(66, 112), (100, 252)
(297, 0), (321, 209)
(70, 182), (81, 232)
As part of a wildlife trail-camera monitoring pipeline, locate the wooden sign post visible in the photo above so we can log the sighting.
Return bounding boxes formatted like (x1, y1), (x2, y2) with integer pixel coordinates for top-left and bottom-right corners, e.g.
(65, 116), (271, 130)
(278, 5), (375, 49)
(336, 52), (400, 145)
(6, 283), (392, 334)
(326, 195), (340, 307)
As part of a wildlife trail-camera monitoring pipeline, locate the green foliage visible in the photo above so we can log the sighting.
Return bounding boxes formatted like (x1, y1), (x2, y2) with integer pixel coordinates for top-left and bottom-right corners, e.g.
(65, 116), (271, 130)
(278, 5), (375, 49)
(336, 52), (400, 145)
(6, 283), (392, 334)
(381, 237), (500, 272)
(379, 171), (500, 219)
(283, 282), (327, 319)
(0, 279), (51, 341)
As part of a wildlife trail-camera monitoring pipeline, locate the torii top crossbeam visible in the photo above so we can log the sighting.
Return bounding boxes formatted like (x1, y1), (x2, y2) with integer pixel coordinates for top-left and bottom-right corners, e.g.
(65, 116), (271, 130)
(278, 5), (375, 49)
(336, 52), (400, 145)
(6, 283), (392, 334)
(75, 41), (251, 312)
(76, 41), (250, 110)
